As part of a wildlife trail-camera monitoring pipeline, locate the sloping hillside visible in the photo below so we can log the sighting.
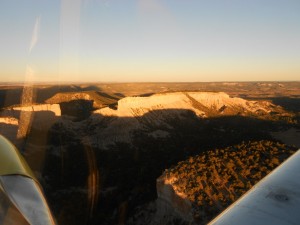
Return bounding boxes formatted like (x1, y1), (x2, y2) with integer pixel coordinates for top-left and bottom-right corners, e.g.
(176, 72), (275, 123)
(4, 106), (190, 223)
(156, 141), (297, 224)
(40, 91), (298, 225)
(46, 91), (121, 109)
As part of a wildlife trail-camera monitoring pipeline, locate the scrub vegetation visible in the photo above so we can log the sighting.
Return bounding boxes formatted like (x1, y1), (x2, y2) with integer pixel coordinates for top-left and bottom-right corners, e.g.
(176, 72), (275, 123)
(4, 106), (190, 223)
(164, 140), (297, 223)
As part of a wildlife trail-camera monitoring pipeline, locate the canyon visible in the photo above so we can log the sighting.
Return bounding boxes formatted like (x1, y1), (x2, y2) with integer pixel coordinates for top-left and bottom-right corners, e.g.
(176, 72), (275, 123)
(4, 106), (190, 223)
(0, 82), (299, 225)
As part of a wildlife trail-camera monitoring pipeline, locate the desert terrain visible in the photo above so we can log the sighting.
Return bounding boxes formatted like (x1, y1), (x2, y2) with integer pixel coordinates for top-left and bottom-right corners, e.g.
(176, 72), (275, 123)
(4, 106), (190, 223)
(0, 82), (299, 225)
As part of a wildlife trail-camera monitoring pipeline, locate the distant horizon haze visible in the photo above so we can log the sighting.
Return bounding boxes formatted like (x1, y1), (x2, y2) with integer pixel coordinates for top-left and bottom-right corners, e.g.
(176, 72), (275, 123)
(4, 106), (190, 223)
(1, 0), (300, 83)
(1, 80), (299, 86)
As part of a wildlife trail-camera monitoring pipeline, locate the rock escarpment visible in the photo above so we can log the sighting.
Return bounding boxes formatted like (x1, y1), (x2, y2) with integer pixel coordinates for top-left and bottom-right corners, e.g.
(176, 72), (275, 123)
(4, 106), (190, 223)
(155, 175), (193, 224)
(95, 92), (288, 119)
(155, 141), (297, 224)
(35, 90), (297, 225)
(46, 91), (120, 109)
(87, 92), (293, 148)
(0, 104), (61, 143)
(9, 104), (61, 116)
(1, 104), (61, 125)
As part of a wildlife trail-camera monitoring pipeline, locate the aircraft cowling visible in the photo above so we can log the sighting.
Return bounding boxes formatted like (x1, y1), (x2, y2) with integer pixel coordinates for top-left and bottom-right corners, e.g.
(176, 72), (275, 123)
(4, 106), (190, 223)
(0, 135), (56, 225)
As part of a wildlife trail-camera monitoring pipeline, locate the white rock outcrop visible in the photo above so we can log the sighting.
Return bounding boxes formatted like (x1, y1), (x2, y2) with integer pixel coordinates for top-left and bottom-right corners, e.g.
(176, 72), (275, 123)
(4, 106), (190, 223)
(87, 92), (288, 148)
(0, 117), (19, 125)
(94, 92), (283, 118)
(11, 104), (61, 116)
(155, 174), (194, 224)
(0, 104), (61, 143)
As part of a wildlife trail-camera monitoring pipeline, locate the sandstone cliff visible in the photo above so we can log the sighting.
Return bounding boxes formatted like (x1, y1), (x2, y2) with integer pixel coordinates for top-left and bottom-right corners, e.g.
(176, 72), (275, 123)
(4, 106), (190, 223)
(0, 104), (61, 143)
(95, 91), (289, 119)
(155, 174), (194, 224)
(10, 104), (61, 116)
(88, 92), (292, 148)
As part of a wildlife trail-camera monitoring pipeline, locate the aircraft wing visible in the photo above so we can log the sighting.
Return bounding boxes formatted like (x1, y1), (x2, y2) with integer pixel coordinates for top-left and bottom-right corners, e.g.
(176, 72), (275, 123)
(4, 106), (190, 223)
(0, 135), (56, 225)
(209, 149), (300, 225)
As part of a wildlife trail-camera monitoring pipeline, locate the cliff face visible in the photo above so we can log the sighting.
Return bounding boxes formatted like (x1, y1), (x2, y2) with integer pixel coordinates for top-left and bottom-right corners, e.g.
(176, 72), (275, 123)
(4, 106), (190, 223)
(45, 91), (120, 109)
(0, 104), (61, 143)
(10, 104), (61, 116)
(46, 92), (93, 104)
(0, 117), (19, 125)
(0, 104), (62, 172)
(88, 92), (292, 148)
(155, 174), (194, 224)
(59, 100), (93, 120)
(95, 92), (288, 119)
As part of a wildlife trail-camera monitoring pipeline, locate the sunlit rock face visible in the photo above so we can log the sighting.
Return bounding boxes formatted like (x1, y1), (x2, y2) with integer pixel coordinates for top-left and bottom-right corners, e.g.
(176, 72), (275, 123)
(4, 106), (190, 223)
(46, 92), (92, 103)
(95, 91), (287, 118)
(8, 104), (61, 116)
(1, 104), (61, 125)
(0, 117), (19, 125)
(0, 104), (61, 143)
(0, 117), (19, 146)
(155, 174), (194, 224)
(45, 91), (120, 109)
(88, 92), (291, 148)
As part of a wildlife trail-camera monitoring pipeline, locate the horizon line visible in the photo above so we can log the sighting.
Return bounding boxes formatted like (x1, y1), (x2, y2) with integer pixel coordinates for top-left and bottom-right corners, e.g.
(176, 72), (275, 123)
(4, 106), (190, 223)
(1, 80), (300, 86)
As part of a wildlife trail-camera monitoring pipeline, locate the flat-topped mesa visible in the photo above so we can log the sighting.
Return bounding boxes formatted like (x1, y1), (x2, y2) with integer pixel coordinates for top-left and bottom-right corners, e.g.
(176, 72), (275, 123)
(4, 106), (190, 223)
(95, 91), (287, 119)
(46, 91), (120, 109)
(0, 117), (19, 125)
(11, 104), (61, 116)
(88, 92), (292, 148)
(0, 104), (61, 146)
(1, 104), (61, 130)
(46, 92), (92, 103)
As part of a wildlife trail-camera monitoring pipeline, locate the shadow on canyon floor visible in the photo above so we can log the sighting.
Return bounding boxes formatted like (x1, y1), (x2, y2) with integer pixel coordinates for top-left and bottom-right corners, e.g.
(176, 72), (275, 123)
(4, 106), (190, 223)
(244, 96), (300, 114)
(0, 85), (104, 108)
(270, 97), (300, 113)
(39, 106), (295, 225)
(1, 93), (298, 225)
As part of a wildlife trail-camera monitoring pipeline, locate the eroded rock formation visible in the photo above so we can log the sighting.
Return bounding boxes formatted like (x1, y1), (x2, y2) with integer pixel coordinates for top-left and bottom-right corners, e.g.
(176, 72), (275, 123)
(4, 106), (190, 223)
(0, 104), (61, 143)
(46, 91), (120, 109)
(87, 92), (293, 148)
(95, 92), (288, 119)
(155, 175), (193, 224)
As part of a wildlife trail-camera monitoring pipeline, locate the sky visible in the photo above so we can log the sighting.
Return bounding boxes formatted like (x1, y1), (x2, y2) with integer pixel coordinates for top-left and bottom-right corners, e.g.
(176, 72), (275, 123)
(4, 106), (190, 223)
(0, 0), (300, 83)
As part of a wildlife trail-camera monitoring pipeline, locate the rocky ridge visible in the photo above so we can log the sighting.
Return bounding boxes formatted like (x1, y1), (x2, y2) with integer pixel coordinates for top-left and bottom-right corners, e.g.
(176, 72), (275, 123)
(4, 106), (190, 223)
(86, 92), (293, 148)
(155, 141), (297, 224)
(0, 90), (293, 225)
(95, 92), (288, 118)
(46, 91), (120, 109)
(0, 104), (61, 143)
